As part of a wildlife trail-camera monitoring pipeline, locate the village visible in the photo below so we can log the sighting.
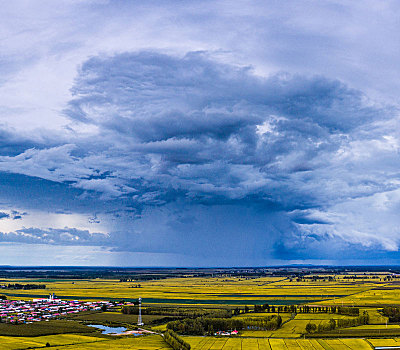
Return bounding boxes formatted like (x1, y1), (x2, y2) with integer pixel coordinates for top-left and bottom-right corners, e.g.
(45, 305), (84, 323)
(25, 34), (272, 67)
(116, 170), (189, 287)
(0, 294), (114, 324)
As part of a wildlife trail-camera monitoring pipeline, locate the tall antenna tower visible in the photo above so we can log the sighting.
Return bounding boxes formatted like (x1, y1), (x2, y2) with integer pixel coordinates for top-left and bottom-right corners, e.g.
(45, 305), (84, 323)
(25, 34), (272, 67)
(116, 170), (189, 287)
(137, 297), (144, 326)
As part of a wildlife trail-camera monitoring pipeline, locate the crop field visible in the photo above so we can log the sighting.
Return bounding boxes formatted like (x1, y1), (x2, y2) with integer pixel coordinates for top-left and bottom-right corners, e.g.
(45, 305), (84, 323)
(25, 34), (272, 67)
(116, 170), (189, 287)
(318, 284), (400, 307)
(0, 272), (400, 349)
(0, 334), (105, 349)
(0, 276), (380, 306)
(266, 313), (359, 338)
(369, 338), (400, 347)
(236, 312), (366, 338)
(307, 325), (400, 338)
(184, 336), (374, 349)
(0, 320), (96, 336)
(0, 334), (170, 349)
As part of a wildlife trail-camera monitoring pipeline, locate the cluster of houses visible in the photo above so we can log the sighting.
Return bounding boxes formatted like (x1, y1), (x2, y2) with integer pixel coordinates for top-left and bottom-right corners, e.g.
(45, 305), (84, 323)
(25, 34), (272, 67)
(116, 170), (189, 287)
(0, 294), (114, 324)
(215, 330), (239, 336)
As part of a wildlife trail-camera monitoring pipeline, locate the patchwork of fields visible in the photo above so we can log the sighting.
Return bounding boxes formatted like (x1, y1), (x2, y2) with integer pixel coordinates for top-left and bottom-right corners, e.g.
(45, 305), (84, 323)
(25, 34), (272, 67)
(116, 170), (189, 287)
(0, 276), (381, 305)
(0, 274), (400, 349)
(0, 335), (379, 350)
(0, 334), (170, 349)
(185, 336), (374, 349)
(233, 311), (388, 338)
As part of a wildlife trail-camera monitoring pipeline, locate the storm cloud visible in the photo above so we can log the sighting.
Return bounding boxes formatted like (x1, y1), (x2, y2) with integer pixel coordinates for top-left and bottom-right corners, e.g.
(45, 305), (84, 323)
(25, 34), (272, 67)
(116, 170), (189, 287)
(0, 51), (399, 263)
(1, 1), (400, 265)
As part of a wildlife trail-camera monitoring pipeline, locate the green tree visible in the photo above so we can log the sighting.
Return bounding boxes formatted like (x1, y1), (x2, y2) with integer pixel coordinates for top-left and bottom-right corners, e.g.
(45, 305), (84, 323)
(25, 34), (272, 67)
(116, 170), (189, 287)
(305, 322), (317, 333)
(329, 318), (336, 330)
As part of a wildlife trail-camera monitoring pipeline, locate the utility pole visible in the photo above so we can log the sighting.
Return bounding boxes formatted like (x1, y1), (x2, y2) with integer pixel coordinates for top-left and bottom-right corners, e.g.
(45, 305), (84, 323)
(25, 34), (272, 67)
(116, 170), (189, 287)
(137, 297), (144, 326)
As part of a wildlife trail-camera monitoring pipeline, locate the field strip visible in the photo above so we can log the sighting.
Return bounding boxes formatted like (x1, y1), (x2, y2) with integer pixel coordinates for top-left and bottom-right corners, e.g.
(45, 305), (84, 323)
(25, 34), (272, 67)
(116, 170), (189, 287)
(269, 338), (288, 349)
(326, 339), (349, 349)
(339, 338), (356, 349)
(340, 339), (374, 349)
(200, 338), (216, 350)
(184, 337), (380, 350)
(316, 339), (335, 350)
(258, 338), (272, 350)
(296, 339), (318, 350)
(210, 338), (228, 349)
(284, 339), (302, 349)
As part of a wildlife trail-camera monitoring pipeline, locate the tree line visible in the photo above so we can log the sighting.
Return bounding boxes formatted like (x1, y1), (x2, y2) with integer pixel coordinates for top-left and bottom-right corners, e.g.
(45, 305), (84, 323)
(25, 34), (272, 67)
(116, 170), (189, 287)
(382, 306), (400, 322)
(306, 311), (369, 334)
(121, 305), (231, 318)
(166, 315), (282, 335)
(253, 303), (360, 316)
(241, 315), (282, 331)
(163, 330), (191, 350)
(1, 284), (46, 290)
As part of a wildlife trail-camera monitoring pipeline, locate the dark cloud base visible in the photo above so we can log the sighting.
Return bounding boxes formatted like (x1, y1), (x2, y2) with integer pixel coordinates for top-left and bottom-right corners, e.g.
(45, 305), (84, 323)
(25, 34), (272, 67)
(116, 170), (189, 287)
(0, 51), (399, 265)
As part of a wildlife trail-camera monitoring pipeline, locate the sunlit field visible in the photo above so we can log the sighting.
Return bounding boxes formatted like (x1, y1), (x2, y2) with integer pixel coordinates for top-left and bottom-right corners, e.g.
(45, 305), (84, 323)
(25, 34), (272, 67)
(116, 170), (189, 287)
(0, 334), (105, 349)
(0, 275), (384, 305)
(0, 334), (169, 349)
(0, 334), (388, 350)
(1, 273), (400, 348)
(185, 336), (374, 349)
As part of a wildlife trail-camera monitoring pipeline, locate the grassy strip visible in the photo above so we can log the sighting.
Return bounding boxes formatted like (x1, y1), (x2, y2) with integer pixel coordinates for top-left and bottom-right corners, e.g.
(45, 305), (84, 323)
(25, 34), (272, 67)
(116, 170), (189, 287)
(0, 320), (97, 337)
(306, 328), (400, 338)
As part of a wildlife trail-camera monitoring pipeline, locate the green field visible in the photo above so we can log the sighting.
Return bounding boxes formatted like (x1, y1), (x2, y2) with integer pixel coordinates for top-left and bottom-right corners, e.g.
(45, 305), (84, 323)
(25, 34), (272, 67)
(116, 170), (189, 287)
(0, 320), (96, 337)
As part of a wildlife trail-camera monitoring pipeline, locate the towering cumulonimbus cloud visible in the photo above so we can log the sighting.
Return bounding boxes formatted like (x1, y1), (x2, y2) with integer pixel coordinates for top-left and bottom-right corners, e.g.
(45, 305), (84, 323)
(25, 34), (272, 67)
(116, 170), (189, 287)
(0, 51), (399, 264)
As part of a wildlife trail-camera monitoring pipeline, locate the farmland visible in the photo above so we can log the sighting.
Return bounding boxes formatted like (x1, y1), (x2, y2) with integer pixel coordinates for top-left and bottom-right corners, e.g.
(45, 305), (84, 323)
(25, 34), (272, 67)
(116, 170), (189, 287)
(0, 334), (169, 349)
(184, 337), (375, 349)
(0, 267), (399, 348)
(0, 334), (383, 350)
(0, 274), (383, 305)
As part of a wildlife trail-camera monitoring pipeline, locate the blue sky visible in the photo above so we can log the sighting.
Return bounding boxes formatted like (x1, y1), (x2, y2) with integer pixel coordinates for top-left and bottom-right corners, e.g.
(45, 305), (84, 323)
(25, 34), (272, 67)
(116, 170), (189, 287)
(0, 0), (400, 266)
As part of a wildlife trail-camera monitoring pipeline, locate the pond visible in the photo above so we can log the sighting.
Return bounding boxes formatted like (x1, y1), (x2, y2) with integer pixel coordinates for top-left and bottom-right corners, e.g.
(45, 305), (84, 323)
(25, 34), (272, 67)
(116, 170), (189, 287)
(87, 324), (128, 335)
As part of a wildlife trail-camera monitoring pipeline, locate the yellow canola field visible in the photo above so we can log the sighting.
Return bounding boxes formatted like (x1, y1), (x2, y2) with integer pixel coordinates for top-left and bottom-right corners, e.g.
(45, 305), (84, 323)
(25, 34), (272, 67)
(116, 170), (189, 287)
(48, 336), (171, 350)
(0, 335), (170, 349)
(368, 338), (400, 347)
(185, 337), (373, 349)
(0, 334), (104, 349)
(0, 277), (377, 305)
(237, 312), (362, 338)
(318, 285), (400, 307)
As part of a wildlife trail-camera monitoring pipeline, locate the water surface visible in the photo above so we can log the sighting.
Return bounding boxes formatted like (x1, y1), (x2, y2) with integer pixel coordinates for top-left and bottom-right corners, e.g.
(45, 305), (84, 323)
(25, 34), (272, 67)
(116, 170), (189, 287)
(87, 324), (127, 334)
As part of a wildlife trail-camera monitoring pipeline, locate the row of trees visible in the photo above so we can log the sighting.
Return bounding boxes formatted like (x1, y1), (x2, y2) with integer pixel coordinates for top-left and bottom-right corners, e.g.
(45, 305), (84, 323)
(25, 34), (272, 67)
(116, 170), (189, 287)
(306, 312), (369, 334)
(167, 317), (244, 335)
(242, 315), (282, 331)
(1, 284), (46, 290)
(166, 315), (282, 335)
(253, 304), (360, 316)
(253, 304), (295, 313)
(121, 305), (231, 318)
(336, 307), (360, 316)
(163, 330), (191, 350)
(306, 319), (336, 334)
(337, 312), (369, 327)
